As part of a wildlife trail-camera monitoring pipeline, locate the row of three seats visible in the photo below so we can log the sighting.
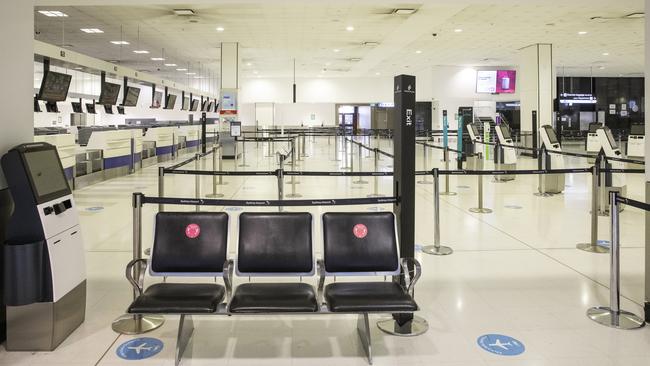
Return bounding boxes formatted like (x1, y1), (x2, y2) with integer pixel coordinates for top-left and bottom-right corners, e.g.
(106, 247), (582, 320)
(123, 211), (422, 365)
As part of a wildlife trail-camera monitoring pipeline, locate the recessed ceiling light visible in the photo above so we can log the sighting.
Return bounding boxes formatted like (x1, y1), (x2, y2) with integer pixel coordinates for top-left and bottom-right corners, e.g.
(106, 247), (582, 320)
(38, 10), (68, 17)
(375, 72), (381, 76)
(133, 50), (149, 54)
(216, 27), (225, 32)
(415, 50), (422, 54)
(578, 31), (588, 35)
(165, 63), (177, 67)
(186, 72), (196, 75)
(598, 66), (606, 70)
(454, 28), (463, 33)
(151, 57), (165, 61)
(333, 49), (340, 53)
(246, 62), (252, 66)
(602, 52), (609, 56)
(80, 28), (104, 33)
(173, 9), (195, 16)
(325, 62), (331, 66)
(111, 41), (130, 45)
(253, 70), (258, 74)
(393, 8), (416, 15)
(346, 25), (355, 31)
(176, 68), (188, 71)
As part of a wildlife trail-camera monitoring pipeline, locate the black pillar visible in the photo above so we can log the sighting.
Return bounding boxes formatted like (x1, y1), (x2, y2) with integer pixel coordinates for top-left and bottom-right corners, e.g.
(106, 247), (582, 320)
(122, 77), (128, 106)
(532, 110), (538, 159)
(392, 74), (416, 325)
(164, 86), (169, 109)
(201, 112), (207, 153)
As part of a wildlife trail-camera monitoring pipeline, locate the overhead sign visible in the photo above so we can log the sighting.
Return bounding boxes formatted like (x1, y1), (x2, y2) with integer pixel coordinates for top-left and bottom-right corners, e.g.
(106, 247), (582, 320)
(477, 334), (525, 356)
(116, 337), (164, 360)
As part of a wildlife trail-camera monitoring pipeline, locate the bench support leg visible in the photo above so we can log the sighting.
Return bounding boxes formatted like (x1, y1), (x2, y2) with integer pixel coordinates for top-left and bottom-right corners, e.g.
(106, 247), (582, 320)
(357, 313), (373, 365)
(377, 314), (428, 337)
(176, 315), (194, 366)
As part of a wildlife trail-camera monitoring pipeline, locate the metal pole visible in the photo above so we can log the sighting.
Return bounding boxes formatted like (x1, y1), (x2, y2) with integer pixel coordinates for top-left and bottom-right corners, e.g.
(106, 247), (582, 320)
(158, 167), (164, 212)
(535, 147), (550, 197)
(239, 138), (249, 167)
(367, 149), (385, 198)
(333, 132), (340, 161)
(208, 145), (224, 198)
(440, 147), (457, 195)
(469, 153), (492, 214)
(342, 136), (350, 170)
(423, 169), (453, 255)
(277, 155), (285, 212)
(111, 194), (164, 334)
(577, 162), (608, 253)
(301, 133), (308, 157)
(599, 155), (608, 216)
(354, 143), (368, 184)
(586, 191), (645, 329)
(266, 136), (272, 157)
(417, 143), (431, 184)
(288, 140), (301, 197)
(195, 153), (201, 211)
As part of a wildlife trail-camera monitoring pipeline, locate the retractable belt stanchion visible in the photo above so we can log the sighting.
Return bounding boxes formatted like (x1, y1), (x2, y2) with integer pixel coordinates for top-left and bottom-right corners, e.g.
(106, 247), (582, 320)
(301, 134), (308, 158)
(287, 140), (302, 198)
(469, 153), (492, 214)
(207, 145), (224, 198)
(266, 135), (273, 157)
(158, 166), (165, 212)
(422, 168), (453, 256)
(598, 154), (608, 216)
(111, 193), (165, 334)
(417, 143), (431, 184)
(586, 192), (645, 329)
(440, 146), (457, 196)
(534, 146), (550, 197)
(353, 143), (368, 184)
(239, 138), (249, 167)
(194, 153), (201, 211)
(577, 162), (608, 253)
(367, 148), (385, 198)
(342, 136), (350, 170)
(333, 132), (340, 161)
(277, 154), (285, 212)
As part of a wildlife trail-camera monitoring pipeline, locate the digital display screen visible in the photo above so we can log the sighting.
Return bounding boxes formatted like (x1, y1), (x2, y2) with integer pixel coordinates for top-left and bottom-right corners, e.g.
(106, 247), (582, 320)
(630, 124), (645, 135)
(98, 82), (121, 105)
(85, 103), (96, 114)
(152, 91), (163, 108)
(71, 102), (82, 113)
(496, 70), (516, 94)
(588, 123), (600, 133)
(123, 86), (140, 107)
(24, 149), (69, 200)
(165, 94), (177, 109)
(230, 121), (241, 137)
(604, 128), (618, 149)
(190, 99), (199, 111)
(38, 71), (72, 102)
(104, 104), (113, 114)
(476, 71), (497, 93)
(499, 125), (512, 140)
(182, 97), (189, 110)
(542, 125), (559, 145)
(468, 124), (479, 137)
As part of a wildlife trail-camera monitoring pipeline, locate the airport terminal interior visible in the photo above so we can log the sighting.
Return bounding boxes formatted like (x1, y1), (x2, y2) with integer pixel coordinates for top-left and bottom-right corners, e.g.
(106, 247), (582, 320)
(1, 0), (650, 365)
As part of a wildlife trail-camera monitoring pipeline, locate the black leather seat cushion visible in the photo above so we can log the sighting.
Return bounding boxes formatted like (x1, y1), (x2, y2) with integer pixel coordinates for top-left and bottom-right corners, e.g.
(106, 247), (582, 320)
(325, 282), (417, 313)
(128, 283), (225, 314)
(229, 283), (318, 313)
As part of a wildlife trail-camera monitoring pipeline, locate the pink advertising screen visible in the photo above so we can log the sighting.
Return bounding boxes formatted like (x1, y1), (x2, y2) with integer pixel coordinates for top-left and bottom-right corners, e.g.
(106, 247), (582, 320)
(496, 70), (516, 93)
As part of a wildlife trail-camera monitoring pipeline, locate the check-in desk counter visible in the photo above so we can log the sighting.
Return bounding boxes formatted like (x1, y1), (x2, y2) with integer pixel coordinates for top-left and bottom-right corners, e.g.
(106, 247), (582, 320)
(73, 148), (103, 189)
(141, 141), (157, 167)
(177, 125), (201, 154)
(33, 134), (76, 187)
(144, 127), (175, 162)
(206, 124), (219, 145)
(86, 129), (134, 180)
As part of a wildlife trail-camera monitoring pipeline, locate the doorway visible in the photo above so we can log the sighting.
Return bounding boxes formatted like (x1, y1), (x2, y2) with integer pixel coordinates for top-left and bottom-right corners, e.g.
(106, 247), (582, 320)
(337, 104), (371, 134)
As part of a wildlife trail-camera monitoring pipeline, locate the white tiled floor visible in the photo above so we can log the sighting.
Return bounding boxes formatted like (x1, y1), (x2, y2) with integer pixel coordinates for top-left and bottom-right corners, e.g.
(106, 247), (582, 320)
(1, 136), (647, 365)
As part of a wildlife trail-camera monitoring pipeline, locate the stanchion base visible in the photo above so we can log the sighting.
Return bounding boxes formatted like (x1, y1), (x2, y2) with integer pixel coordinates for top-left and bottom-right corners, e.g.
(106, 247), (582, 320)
(439, 192), (457, 196)
(576, 243), (610, 253)
(112, 314), (165, 335)
(353, 180), (369, 184)
(534, 192), (553, 197)
(377, 316), (428, 337)
(469, 207), (493, 214)
(206, 193), (224, 198)
(417, 180), (432, 185)
(422, 245), (453, 256)
(366, 194), (386, 198)
(586, 307), (645, 329)
(286, 193), (302, 198)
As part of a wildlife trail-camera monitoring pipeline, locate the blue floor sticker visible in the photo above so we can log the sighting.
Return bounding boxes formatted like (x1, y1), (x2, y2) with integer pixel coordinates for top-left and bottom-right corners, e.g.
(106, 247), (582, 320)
(477, 334), (525, 356)
(86, 206), (104, 212)
(116, 337), (164, 360)
(597, 240), (611, 247)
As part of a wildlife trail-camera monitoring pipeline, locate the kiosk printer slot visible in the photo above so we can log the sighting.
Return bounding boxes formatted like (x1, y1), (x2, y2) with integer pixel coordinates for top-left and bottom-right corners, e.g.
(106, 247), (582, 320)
(494, 123), (517, 181)
(627, 123), (645, 161)
(466, 123), (482, 170)
(1, 143), (86, 351)
(538, 125), (565, 194)
(595, 127), (627, 213)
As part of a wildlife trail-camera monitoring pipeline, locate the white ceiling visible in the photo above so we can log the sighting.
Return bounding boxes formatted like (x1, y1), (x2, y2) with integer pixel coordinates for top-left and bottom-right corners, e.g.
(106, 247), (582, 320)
(33, 1), (645, 81)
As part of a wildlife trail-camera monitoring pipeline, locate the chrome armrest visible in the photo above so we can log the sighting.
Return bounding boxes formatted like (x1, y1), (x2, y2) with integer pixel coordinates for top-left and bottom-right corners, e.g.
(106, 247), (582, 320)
(126, 258), (148, 297)
(223, 259), (234, 302)
(317, 260), (326, 307)
(400, 258), (422, 298)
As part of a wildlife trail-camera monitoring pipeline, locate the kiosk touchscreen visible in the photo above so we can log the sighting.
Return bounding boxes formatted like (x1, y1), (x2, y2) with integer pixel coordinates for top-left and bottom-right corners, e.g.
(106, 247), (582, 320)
(494, 123), (517, 181)
(586, 122), (601, 153)
(465, 123), (483, 170)
(538, 125), (565, 194)
(627, 123), (645, 158)
(1, 143), (86, 351)
(467, 123), (481, 143)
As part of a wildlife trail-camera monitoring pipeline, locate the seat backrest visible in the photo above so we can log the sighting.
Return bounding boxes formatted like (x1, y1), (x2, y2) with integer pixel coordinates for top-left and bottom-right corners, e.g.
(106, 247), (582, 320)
(322, 212), (399, 274)
(150, 212), (229, 276)
(237, 212), (313, 275)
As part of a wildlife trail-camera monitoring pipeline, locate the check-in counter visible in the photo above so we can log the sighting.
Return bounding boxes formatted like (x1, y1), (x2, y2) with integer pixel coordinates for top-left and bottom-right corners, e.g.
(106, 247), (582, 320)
(144, 127), (175, 162)
(177, 125), (201, 153)
(86, 129), (134, 179)
(33, 134), (76, 185)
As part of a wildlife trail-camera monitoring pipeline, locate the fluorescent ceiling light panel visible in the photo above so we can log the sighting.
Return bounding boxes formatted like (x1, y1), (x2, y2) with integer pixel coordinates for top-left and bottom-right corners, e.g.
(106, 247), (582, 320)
(186, 72), (196, 75)
(346, 25), (354, 31)
(173, 9), (195, 15)
(165, 63), (177, 67)
(133, 50), (150, 54)
(176, 68), (187, 71)
(415, 50), (422, 54)
(38, 10), (68, 17)
(80, 28), (104, 33)
(454, 28), (463, 33)
(333, 49), (340, 53)
(151, 57), (165, 61)
(578, 31), (588, 35)
(216, 27), (225, 32)
(602, 52), (609, 56)
(393, 9), (416, 15)
(111, 41), (130, 45)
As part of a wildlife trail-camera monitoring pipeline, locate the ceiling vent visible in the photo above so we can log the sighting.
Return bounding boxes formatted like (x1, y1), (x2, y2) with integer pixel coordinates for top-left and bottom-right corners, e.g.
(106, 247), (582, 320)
(173, 9), (195, 16)
(393, 8), (417, 15)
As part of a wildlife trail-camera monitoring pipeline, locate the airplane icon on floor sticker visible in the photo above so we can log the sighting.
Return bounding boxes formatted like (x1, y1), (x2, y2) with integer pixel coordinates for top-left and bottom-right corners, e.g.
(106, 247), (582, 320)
(477, 334), (525, 356)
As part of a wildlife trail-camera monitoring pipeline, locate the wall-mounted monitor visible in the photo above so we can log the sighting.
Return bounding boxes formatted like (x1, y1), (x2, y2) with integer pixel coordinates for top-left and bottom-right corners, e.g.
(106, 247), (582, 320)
(38, 71), (72, 102)
(190, 99), (199, 112)
(201, 99), (208, 112)
(104, 104), (113, 114)
(181, 97), (189, 110)
(98, 82), (121, 105)
(476, 70), (516, 94)
(630, 124), (645, 136)
(206, 100), (214, 112)
(123, 86), (140, 107)
(152, 91), (163, 108)
(117, 106), (125, 115)
(496, 70), (516, 94)
(85, 103), (96, 114)
(213, 101), (219, 113)
(71, 101), (82, 113)
(164, 94), (177, 110)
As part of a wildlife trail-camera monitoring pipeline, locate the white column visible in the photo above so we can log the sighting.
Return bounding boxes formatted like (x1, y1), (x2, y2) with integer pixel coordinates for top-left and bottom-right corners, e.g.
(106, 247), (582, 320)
(219, 42), (240, 121)
(519, 44), (555, 145)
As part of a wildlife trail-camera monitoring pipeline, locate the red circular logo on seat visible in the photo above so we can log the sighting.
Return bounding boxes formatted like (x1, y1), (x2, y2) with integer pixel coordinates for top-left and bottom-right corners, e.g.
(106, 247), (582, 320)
(185, 223), (201, 239)
(353, 224), (368, 239)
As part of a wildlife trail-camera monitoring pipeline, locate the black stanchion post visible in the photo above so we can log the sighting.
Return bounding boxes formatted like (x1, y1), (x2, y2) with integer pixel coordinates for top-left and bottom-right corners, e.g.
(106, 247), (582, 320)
(417, 143), (431, 184)
(195, 153), (201, 211)
(158, 167), (164, 212)
(377, 74), (428, 336)
(422, 169), (453, 256)
(277, 154), (285, 212)
(440, 146), (457, 196)
(587, 192), (645, 329)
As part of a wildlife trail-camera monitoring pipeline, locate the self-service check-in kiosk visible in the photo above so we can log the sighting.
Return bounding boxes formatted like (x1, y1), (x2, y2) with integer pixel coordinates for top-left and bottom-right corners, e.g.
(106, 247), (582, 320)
(466, 123), (482, 170)
(494, 123), (517, 181)
(1, 143), (86, 351)
(586, 123), (602, 163)
(538, 125), (565, 194)
(626, 124), (645, 163)
(596, 126), (627, 213)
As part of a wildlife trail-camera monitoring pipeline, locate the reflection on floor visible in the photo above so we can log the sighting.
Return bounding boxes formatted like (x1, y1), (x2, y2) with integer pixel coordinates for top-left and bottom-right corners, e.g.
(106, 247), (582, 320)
(1, 136), (648, 366)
